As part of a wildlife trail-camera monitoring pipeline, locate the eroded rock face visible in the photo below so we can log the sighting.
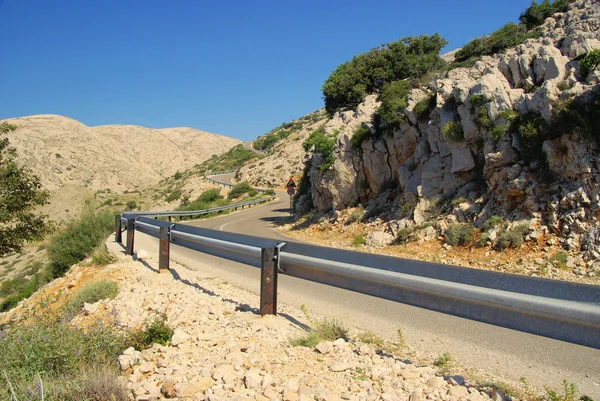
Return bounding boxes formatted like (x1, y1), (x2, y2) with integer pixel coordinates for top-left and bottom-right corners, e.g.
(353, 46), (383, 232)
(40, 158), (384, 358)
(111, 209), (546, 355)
(304, 0), (600, 257)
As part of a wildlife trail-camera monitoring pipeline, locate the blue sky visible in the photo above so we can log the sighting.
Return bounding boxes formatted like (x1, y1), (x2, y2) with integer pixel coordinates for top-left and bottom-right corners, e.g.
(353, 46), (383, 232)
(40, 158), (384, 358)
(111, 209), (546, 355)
(0, 0), (532, 141)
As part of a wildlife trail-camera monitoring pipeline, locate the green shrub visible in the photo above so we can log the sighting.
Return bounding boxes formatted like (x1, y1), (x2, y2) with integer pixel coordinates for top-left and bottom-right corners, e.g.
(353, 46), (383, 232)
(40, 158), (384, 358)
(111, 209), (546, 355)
(125, 200), (137, 210)
(66, 280), (118, 316)
(357, 331), (384, 346)
(396, 228), (413, 245)
(198, 188), (223, 203)
(549, 251), (569, 270)
(264, 189), (276, 196)
(557, 80), (570, 91)
(89, 245), (117, 266)
(0, 317), (129, 400)
(228, 182), (253, 199)
(351, 125), (372, 147)
(470, 95), (491, 110)
(496, 224), (529, 249)
(520, 0), (574, 30)
(303, 127), (337, 172)
(353, 234), (366, 246)
(377, 80), (411, 129)
(455, 23), (540, 63)
(165, 189), (182, 202)
(483, 215), (504, 231)
(441, 121), (464, 142)
(579, 49), (600, 78)
(322, 34), (447, 114)
(47, 208), (115, 278)
(0, 121), (18, 133)
(413, 94), (436, 121)
(544, 379), (579, 401)
(248, 189), (258, 197)
(0, 275), (40, 312)
(290, 317), (349, 348)
(444, 223), (475, 246)
(173, 171), (183, 180)
(347, 209), (364, 224)
(130, 314), (174, 349)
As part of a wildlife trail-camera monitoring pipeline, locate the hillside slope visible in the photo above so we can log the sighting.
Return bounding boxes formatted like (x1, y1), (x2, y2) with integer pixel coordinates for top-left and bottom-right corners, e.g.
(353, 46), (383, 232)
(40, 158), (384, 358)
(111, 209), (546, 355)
(3, 114), (240, 193)
(236, 109), (328, 187)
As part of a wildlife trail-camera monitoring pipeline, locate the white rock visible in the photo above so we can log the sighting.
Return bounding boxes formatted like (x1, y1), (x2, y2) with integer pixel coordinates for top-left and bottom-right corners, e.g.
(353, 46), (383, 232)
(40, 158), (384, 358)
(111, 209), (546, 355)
(315, 341), (334, 354)
(170, 328), (190, 346)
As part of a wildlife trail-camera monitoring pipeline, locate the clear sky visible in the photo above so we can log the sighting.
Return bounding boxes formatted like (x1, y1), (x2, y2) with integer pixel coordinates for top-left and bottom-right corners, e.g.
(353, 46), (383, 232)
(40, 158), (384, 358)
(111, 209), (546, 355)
(0, 0), (532, 141)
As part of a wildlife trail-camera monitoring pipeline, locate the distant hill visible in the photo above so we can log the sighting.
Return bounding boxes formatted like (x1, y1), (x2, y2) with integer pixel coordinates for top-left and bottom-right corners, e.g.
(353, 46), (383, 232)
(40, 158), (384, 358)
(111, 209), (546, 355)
(1, 114), (240, 220)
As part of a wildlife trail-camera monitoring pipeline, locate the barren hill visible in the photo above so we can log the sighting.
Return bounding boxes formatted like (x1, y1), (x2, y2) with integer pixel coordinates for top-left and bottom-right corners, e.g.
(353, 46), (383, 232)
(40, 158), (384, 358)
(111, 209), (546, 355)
(3, 114), (240, 192)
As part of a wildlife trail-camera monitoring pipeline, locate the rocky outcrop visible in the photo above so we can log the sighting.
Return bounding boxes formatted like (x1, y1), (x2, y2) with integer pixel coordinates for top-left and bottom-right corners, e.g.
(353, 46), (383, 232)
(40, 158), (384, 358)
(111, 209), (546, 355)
(301, 0), (600, 257)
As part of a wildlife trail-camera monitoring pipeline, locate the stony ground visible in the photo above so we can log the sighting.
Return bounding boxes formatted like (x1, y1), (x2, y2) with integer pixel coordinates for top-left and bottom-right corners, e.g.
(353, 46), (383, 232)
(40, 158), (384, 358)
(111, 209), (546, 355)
(1, 243), (536, 401)
(278, 212), (600, 286)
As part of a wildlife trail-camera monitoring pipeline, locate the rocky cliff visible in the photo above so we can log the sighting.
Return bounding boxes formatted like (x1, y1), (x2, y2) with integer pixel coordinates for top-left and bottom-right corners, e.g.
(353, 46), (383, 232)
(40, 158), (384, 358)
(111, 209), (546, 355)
(300, 0), (600, 257)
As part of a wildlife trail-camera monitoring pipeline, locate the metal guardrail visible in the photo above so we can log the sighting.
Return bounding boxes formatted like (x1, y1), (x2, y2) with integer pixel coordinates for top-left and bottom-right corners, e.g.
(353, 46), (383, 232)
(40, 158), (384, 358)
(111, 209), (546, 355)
(114, 214), (600, 349)
(114, 172), (600, 349)
(122, 197), (275, 220)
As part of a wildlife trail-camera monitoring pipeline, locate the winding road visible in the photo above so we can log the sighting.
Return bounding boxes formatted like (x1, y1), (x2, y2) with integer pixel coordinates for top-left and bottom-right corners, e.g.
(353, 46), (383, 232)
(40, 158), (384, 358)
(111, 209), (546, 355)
(131, 172), (600, 397)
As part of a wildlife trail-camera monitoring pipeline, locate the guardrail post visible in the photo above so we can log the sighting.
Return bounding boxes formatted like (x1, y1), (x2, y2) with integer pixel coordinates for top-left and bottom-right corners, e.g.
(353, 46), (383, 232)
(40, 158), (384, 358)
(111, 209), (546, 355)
(115, 215), (122, 243)
(126, 218), (135, 256)
(260, 247), (277, 316)
(158, 226), (170, 271)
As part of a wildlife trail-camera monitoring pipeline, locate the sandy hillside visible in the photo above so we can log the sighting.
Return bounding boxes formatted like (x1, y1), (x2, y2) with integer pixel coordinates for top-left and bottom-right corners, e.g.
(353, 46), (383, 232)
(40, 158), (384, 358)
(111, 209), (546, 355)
(3, 114), (240, 193)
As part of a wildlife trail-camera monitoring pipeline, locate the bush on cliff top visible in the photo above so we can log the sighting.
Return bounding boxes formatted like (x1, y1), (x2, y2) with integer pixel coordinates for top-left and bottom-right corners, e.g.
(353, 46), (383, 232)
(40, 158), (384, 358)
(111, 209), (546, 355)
(322, 34), (447, 115)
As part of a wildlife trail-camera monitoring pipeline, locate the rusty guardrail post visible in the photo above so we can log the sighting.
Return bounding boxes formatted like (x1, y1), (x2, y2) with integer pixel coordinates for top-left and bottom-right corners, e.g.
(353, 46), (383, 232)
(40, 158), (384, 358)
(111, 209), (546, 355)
(158, 226), (170, 271)
(115, 215), (122, 243)
(260, 247), (277, 316)
(126, 218), (135, 256)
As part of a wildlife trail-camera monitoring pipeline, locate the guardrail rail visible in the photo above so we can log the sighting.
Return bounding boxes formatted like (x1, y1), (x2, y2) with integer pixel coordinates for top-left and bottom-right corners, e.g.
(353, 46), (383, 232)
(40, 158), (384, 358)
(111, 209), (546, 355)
(114, 173), (600, 349)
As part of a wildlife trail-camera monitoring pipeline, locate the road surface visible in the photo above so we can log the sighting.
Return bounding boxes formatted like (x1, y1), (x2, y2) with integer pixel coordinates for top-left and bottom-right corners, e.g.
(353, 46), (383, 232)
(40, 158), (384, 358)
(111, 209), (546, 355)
(130, 172), (600, 397)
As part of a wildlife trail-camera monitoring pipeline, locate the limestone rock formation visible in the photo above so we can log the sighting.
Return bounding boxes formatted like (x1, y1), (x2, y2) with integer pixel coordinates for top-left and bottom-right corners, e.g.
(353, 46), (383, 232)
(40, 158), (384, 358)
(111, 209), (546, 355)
(301, 0), (600, 258)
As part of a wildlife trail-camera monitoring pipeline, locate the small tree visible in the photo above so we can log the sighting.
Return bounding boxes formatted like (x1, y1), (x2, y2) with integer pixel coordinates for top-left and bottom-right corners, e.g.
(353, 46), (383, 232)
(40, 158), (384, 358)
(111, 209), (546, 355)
(0, 122), (49, 256)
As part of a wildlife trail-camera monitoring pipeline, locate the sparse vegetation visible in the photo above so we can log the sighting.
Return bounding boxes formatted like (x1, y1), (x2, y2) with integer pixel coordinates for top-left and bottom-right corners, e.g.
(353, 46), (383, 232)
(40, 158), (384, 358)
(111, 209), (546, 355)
(351, 125), (372, 147)
(357, 331), (384, 346)
(303, 127), (337, 172)
(0, 313), (129, 400)
(549, 251), (569, 270)
(66, 279), (118, 316)
(496, 224), (529, 249)
(353, 234), (366, 246)
(544, 379), (579, 401)
(227, 182), (253, 199)
(441, 121), (464, 142)
(433, 352), (453, 374)
(579, 49), (600, 78)
(130, 313), (174, 349)
(444, 223), (475, 246)
(195, 144), (262, 174)
(291, 306), (349, 348)
(347, 208), (365, 224)
(413, 94), (436, 121)
(166, 189), (182, 202)
(47, 207), (115, 279)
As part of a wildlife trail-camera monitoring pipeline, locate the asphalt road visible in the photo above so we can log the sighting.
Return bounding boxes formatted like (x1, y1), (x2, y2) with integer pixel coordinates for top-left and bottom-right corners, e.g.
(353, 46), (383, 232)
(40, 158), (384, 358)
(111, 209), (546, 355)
(132, 172), (600, 397)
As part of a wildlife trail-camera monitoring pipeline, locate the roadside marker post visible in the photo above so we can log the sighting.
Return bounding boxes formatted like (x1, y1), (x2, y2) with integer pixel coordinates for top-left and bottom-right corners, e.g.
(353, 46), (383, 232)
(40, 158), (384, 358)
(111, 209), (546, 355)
(285, 178), (296, 217)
